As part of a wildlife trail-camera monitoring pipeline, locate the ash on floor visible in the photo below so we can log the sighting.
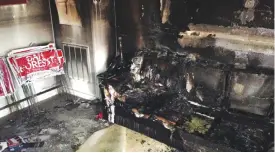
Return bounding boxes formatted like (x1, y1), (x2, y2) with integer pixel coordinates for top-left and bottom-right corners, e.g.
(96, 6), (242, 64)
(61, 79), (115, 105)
(0, 94), (110, 152)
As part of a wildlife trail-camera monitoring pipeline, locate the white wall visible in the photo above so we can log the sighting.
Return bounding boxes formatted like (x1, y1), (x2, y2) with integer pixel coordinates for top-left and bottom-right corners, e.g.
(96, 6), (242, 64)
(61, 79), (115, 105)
(0, 0), (58, 118)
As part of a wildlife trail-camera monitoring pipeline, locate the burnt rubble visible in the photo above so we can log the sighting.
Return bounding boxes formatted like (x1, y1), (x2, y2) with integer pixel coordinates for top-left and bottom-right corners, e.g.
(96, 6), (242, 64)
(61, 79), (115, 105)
(97, 0), (273, 151)
(98, 47), (274, 151)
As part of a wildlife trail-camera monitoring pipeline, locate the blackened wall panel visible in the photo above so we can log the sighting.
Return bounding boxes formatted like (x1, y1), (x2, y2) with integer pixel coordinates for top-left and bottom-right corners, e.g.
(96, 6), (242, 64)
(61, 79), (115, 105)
(169, 0), (274, 29)
(115, 0), (161, 63)
(50, 0), (116, 99)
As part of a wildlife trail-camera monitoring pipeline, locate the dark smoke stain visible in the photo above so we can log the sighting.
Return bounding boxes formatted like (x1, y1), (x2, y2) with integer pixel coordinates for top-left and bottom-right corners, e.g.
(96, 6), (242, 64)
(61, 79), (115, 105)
(74, 0), (92, 29)
(169, 0), (273, 28)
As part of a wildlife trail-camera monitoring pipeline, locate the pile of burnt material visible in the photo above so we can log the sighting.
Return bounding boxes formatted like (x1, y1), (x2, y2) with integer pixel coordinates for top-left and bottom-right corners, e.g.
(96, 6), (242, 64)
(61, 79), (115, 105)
(98, 48), (274, 152)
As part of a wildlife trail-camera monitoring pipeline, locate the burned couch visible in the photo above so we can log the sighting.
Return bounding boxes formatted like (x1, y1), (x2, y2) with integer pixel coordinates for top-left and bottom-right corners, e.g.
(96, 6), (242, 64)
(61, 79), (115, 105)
(98, 50), (274, 152)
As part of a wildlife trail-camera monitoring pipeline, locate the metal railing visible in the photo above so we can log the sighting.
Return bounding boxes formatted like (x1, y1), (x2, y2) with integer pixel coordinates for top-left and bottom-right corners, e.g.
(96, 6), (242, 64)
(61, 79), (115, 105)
(62, 43), (90, 83)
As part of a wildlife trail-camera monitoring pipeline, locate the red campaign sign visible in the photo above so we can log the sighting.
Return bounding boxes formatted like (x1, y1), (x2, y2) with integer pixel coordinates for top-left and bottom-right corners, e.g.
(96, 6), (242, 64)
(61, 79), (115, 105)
(0, 0), (27, 6)
(10, 49), (62, 77)
(8, 44), (65, 84)
(0, 58), (15, 96)
(57, 49), (65, 69)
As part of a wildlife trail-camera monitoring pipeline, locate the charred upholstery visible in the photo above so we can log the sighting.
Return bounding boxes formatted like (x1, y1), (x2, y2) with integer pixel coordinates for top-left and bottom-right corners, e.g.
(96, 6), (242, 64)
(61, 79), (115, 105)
(98, 50), (273, 151)
(98, 0), (274, 151)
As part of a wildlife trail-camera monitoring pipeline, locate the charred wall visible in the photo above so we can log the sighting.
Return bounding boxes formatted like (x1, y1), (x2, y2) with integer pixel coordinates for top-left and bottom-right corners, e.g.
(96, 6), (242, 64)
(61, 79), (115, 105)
(173, 0), (274, 70)
(114, 0), (274, 115)
(115, 0), (161, 64)
(50, 0), (116, 99)
(106, 0), (274, 151)
(169, 0), (274, 29)
(115, 0), (274, 69)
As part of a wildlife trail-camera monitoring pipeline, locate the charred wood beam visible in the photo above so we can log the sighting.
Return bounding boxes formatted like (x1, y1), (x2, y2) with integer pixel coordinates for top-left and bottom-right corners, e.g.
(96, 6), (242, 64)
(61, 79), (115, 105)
(187, 24), (274, 38)
(178, 24), (274, 56)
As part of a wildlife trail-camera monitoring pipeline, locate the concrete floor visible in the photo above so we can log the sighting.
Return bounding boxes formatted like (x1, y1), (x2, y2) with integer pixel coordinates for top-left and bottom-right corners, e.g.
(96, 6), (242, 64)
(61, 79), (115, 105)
(78, 124), (174, 152)
(0, 94), (109, 151)
(0, 94), (174, 152)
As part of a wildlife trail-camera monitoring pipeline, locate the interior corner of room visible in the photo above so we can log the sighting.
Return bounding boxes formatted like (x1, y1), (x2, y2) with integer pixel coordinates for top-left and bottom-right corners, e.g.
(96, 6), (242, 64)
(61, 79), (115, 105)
(0, 0), (274, 152)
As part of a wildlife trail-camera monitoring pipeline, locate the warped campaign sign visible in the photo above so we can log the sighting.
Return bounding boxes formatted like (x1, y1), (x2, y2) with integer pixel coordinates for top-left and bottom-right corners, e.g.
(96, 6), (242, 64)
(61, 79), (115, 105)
(7, 43), (65, 85)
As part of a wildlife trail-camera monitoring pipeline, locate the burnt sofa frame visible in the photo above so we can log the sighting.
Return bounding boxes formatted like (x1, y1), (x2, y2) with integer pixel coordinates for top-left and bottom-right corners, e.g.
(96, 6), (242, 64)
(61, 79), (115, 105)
(98, 51), (274, 152)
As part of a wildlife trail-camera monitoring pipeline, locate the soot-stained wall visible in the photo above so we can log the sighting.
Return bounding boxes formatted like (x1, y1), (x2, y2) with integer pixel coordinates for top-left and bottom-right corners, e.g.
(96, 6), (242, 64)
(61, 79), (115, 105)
(173, 0), (274, 70)
(100, 1), (274, 150)
(169, 0), (274, 29)
(50, 0), (116, 99)
(115, 0), (274, 69)
(114, 0), (274, 117)
(115, 0), (161, 64)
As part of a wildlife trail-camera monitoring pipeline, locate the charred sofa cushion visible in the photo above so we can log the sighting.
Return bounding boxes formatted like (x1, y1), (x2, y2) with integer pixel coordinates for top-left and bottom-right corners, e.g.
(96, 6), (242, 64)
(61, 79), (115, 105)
(184, 65), (226, 109)
(229, 72), (274, 116)
(154, 96), (193, 123)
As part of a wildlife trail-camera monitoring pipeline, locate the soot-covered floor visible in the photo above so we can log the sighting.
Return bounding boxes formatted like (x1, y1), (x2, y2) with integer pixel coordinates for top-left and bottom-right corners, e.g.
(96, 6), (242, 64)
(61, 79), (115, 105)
(0, 94), (109, 152)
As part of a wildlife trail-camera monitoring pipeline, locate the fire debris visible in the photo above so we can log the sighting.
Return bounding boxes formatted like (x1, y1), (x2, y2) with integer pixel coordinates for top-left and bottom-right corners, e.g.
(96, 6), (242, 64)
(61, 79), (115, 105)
(98, 47), (273, 151)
